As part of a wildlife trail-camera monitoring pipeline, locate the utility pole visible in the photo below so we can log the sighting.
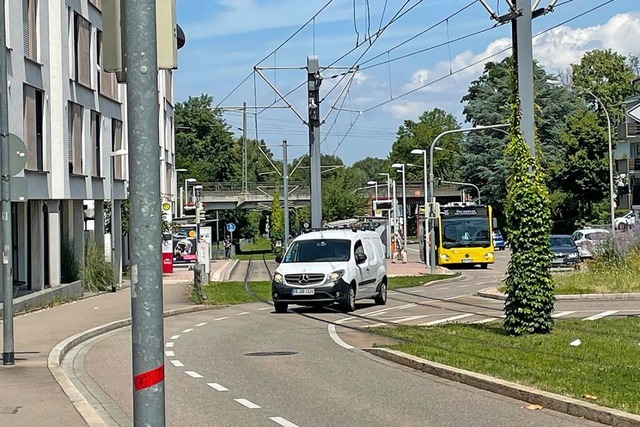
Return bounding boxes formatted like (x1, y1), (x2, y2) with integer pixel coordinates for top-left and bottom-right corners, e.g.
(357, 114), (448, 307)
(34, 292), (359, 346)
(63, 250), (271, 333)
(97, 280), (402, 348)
(282, 139), (290, 249)
(515, 0), (535, 154)
(242, 101), (248, 194)
(122, 0), (165, 424)
(0, 0), (14, 366)
(307, 56), (323, 228)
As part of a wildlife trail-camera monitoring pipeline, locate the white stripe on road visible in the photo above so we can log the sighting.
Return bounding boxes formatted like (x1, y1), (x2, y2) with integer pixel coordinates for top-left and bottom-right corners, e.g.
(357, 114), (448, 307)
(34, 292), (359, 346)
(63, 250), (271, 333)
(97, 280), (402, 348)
(472, 317), (499, 324)
(552, 311), (576, 318)
(270, 416), (300, 427)
(237, 312), (250, 316)
(165, 351), (174, 357)
(327, 324), (354, 349)
(258, 307), (272, 311)
(361, 323), (387, 328)
(419, 313), (474, 326)
(437, 287), (449, 290)
(170, 360), (184, 367)
(235, 398), (261, 409)
(409, 289), (424, 294)
(195, 322), (207, 327)
(182, 328), (193, 333)
(165, 342), (174, 348)
(214, 317), (229, 321)
(583, 310), (619, 321)
(207, 383), (229, 392)
(458, 284), (468, 288)
(392, 315), (430, 324)
(170, 335), (180, 340)
(185, 371), (203, 378)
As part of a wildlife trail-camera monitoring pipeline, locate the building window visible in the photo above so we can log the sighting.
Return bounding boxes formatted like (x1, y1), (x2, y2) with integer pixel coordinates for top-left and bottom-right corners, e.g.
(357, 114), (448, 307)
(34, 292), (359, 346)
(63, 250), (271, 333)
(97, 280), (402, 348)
(23, 85), (44, 171)
(89, 0), (102, 10)
(91, 111), (101, 177)
(23, 0), (38, 61)
(74, 13), (92, 88)
(96, 30), (116, 98)
(68, 102), (84, 175)
(112, 119), (123, 179)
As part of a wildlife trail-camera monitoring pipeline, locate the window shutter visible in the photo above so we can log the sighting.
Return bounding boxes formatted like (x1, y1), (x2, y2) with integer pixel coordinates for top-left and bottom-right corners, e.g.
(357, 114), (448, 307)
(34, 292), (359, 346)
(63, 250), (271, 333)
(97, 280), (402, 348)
(23, 86), (37, 169)
(67, 103), (73, 165)
(23, 0), (30, 57)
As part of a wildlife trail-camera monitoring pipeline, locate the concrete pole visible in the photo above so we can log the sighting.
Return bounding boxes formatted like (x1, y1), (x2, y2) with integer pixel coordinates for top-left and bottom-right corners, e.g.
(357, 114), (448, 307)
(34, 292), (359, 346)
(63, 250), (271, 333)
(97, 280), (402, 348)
(179, 186), (184, 217)
(401, 166), (407, 253)
(422, 151), (429, 267)
(0, 0), (15, 365)
(122, 0), (165, 423)
(242, 102), (248, 194)
(515, 0), (535, 156)
(283, 139), (290, 249)
(307, 56), (322, 228)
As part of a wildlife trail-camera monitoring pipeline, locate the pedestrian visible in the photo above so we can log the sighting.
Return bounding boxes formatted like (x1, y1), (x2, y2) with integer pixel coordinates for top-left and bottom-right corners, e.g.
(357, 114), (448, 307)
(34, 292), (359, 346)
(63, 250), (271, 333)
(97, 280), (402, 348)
(224, 236), (232, 259)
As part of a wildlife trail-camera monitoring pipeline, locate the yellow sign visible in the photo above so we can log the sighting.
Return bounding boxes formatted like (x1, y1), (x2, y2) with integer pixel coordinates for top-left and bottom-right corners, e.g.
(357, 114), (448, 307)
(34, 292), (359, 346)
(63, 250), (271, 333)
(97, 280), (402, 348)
(162, 202), (171, 211)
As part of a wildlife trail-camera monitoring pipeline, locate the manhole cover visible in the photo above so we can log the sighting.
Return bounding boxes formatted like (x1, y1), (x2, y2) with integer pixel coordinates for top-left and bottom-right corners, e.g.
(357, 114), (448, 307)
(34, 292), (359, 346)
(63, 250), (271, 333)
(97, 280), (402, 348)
(244, 351), (298, 357)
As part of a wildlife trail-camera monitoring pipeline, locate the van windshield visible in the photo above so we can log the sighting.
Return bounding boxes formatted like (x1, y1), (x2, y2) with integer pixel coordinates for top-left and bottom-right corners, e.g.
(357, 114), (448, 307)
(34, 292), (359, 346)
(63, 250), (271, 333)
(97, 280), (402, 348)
(283, 239), (351, 263)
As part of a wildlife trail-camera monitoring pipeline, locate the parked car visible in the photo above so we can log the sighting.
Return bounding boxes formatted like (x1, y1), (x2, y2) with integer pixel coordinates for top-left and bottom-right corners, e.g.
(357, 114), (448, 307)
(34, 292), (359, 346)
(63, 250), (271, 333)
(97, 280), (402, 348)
(492, 230), (506, 250)
(271, 229), (388, 313)
(549, 234), (580, 268)
(614, 211), (635, 230)
(570, 228), (610, 259)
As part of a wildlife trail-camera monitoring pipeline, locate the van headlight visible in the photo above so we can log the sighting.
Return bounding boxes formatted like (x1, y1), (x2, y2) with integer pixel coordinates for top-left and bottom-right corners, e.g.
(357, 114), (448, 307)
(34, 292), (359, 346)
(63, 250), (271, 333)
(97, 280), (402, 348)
(328, 270), (345, 282)
(273, 272), (284, 284)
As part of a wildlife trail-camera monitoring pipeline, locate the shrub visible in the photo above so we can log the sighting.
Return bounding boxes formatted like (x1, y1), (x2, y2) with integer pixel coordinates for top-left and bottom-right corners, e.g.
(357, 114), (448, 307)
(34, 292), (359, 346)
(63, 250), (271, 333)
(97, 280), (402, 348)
(82, 240), (114, 292)
(61, 237), (80, 283)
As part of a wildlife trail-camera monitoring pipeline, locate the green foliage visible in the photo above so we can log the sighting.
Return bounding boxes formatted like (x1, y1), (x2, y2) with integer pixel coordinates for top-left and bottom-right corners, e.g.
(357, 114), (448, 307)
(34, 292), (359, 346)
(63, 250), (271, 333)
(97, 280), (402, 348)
(270, 189), (285, 253)
(351, 157), (389, 181)
(322, 169), (369, 222)
(388, 108), (460, 180)
(61, 237), (80, 284)
(503, 76), (554, 335)
(81, 240), (114, 292)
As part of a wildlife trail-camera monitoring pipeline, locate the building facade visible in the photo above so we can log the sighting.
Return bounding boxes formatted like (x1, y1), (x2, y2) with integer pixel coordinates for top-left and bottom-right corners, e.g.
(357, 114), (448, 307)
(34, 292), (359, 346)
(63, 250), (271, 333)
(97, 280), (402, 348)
(0, 0), (176, 300)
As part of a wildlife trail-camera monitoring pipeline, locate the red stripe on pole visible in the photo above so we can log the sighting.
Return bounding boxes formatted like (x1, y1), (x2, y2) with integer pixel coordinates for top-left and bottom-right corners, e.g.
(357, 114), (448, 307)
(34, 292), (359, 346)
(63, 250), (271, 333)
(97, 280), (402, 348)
(133, 365), (165, 391)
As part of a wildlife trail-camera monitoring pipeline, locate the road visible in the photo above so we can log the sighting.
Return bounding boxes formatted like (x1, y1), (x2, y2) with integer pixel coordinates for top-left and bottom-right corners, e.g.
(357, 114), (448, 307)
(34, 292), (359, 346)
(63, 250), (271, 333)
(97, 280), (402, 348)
(72, 250), (628, 426)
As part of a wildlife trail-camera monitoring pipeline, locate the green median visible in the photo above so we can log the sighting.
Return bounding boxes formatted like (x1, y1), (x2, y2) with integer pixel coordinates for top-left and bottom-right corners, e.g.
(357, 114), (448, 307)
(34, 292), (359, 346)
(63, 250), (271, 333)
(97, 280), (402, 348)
(370, 319), (640, 415)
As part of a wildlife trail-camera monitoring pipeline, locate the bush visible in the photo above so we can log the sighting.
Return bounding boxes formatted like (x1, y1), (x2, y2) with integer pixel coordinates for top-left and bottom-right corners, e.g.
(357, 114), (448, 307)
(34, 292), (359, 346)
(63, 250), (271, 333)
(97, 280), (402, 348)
(61, 237), (80, 283)
(82, 240), (114, 292)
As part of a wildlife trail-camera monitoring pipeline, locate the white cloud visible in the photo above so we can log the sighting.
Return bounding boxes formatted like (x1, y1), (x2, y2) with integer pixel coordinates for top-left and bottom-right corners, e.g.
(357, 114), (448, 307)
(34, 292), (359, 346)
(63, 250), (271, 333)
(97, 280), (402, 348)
(384, 101), (431, 120)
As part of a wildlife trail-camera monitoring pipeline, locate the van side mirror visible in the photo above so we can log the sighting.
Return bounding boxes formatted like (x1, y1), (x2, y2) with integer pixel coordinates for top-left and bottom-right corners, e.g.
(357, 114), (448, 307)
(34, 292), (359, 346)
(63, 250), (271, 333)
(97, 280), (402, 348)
(275, 255), (283, 263)
(355, 253), (367, 264)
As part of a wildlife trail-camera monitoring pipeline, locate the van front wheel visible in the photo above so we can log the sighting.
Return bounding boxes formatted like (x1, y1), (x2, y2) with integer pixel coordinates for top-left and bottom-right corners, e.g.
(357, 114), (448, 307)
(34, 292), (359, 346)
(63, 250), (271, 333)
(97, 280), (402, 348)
(341, 286), (356, 312)
(374, 280), (387, 305)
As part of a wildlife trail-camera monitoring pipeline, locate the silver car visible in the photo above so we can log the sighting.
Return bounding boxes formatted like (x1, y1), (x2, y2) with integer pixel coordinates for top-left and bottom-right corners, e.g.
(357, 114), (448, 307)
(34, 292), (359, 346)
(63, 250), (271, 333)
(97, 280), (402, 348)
(570, 228), (610, 259)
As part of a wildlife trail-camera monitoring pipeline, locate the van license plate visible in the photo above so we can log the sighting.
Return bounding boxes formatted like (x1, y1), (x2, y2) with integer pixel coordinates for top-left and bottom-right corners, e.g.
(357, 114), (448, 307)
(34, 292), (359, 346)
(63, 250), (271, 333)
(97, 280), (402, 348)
(461, 259), (473, 263)
(292, 289), (315, 295)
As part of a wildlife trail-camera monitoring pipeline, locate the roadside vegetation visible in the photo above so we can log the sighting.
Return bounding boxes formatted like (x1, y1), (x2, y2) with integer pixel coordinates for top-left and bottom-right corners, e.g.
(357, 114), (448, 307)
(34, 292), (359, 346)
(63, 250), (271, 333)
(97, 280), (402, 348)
(371, 319), (640, 415)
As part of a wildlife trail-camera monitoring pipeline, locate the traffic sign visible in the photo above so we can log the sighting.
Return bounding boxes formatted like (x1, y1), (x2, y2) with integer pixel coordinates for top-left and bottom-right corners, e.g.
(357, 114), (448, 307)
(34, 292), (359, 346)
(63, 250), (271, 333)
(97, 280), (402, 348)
(226, 223), (236, 232)
(8, 134), (27, 176)
(628, 104), (640, 123)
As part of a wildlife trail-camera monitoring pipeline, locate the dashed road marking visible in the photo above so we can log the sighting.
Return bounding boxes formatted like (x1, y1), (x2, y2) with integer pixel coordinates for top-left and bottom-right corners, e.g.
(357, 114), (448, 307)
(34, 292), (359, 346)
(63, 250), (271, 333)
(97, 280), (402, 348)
(170, 360), (184, 367)
(165, 350), (175, 357)
(182, 328), (193, 333)
(258, 307), (272, 311)
(165, 342), (174, 348)
(207, 383), (229, 392)
(583, 310), (619, 321)
(328, 324), (354, 349)
(270, 416), (300, 427)
(419, 313), (474, 326)
(195, 322), (208, 327)
(235, 398), (261, 409)
(437, 287), (449, 290)
(552, 311), (576, 318)
(237, 312), (250, 316)
(458, 284), (469, 288)
(214, 317), (229, 321)
(409, 289), (424, 294)
(170, 335), (180, 340)
(472, 317), (499, 324)
(391, 315), (430, 324)
(185, 371), (203, 378)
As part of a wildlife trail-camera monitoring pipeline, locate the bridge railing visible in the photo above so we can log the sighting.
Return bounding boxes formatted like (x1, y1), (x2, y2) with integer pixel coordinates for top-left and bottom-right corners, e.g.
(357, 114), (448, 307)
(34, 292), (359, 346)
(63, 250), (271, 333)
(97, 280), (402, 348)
(200, 182), (310, 193)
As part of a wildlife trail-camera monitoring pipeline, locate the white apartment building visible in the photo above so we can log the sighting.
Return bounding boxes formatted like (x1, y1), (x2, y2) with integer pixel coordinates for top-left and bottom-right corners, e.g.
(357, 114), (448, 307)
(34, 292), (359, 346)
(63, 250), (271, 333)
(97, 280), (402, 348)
(0, 0), (177, 299)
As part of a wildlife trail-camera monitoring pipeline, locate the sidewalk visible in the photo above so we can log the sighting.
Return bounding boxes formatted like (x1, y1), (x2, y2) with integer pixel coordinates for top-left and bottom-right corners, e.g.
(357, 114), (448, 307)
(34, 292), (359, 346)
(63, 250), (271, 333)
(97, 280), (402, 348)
(0, 263), (217, 427)
(387, 260), (453, 277)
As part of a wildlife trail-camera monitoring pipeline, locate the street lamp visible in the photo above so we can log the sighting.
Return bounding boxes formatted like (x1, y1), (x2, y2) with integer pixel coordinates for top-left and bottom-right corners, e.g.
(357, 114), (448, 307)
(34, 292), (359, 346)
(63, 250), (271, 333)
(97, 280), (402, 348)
(366, 180), (379, 202)
(428, 124), (509, 273)
(547, 79), (615, 233)
(411, 149), (430, 267)
(378, 173), (392, 258)
(110, 149), (128, 291)
(392, 163), (415, 256)
(440, 180), (482, 204)
(175, 169), (188, 217)
(185, 178), (197, 209)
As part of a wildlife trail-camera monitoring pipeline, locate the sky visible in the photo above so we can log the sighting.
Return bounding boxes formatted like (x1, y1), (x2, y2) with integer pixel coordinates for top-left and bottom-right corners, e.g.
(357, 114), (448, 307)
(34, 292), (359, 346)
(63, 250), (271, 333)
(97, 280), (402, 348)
(174, 0), (640, 165)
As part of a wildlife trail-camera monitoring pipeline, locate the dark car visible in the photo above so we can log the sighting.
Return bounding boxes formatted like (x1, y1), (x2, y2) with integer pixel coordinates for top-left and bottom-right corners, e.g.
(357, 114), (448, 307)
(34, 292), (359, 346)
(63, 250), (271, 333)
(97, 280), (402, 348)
(492, 230), (506, 250)
(550, 234), (580, 268)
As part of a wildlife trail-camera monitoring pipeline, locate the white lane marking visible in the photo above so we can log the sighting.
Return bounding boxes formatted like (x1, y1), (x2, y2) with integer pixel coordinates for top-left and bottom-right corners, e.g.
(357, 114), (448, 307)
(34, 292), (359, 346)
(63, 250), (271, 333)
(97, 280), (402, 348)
(328, 324), (354, 349)
(170, 360), (184, 367)
(583, 310), (619, 321)
(214, 317), (229, 321)
(165, 350), (175, 357)
(409, 289), (424, 294)
(392, 315), (430, 324)
(170, 335), (180, 340)
(234, 398), (261, 409)
(361, 323), (388, 328)
(237, 312), (250, 316)
(258, 307), (272, 311)
(458, 284), (469, 288)
(437, 287), (449, 290)
(185, 371), (203, 378)
(552, 311), (576, 318)
(270, 416), (300, 427)
(207, 383), (229, 392)
(472, 317), (498, 324)
(182, 328), (193, 333)
(195, 322), (207, 327)
(165, 342), (174, 348)
(419, 313), (474, 326)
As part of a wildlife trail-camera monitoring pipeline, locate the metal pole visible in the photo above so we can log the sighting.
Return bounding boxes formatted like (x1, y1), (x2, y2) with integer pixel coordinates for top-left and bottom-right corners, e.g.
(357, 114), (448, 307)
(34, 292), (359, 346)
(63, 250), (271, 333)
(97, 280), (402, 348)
(307, 56), (322, 228)
(179, 186), (184, 218)
(606, 110), (615, 234)
(401, 166), (407, 255)
(422, 151), (429, 268)
(184, 179), (190, 206)
(385, 176), (391, 258)
(392, 179), (397, 235)
(122, 0), (165, 423)
(283, 139), (290, 249)
(374, 182), (378, 202)
(110, 159), (116, 292)
(0, 0), (15, 366)
(515, 0), (535, 155)
(242, 101), (248, 194)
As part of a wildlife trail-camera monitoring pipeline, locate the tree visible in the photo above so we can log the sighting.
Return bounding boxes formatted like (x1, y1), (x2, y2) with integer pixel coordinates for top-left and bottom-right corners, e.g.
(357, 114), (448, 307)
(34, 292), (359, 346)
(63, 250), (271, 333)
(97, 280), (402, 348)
(322, 168), (369, 222)
(270, 189), (285, 251)
(351, 157), (389, 182)
(175, 94), (239, 183)
(388, 108), (460, 181)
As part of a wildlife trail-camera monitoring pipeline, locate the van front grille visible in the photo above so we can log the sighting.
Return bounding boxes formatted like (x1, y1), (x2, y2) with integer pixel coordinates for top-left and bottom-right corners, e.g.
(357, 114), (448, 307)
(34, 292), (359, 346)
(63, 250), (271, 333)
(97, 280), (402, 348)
(284, 273), (325, 285)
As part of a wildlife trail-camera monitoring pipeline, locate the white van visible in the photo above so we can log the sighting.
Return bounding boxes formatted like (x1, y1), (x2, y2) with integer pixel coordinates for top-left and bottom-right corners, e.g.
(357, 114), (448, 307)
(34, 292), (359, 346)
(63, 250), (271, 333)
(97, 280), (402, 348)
(271, 229), (388, 313)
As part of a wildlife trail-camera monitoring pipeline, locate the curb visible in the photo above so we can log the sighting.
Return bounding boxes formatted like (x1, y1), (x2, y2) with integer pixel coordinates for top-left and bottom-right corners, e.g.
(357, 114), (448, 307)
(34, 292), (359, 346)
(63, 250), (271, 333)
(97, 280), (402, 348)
(223, 259), (240, 282)
(365, 348), (640, 427)
(48, 304), (216, 427)
(476, 287), (640, 301)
